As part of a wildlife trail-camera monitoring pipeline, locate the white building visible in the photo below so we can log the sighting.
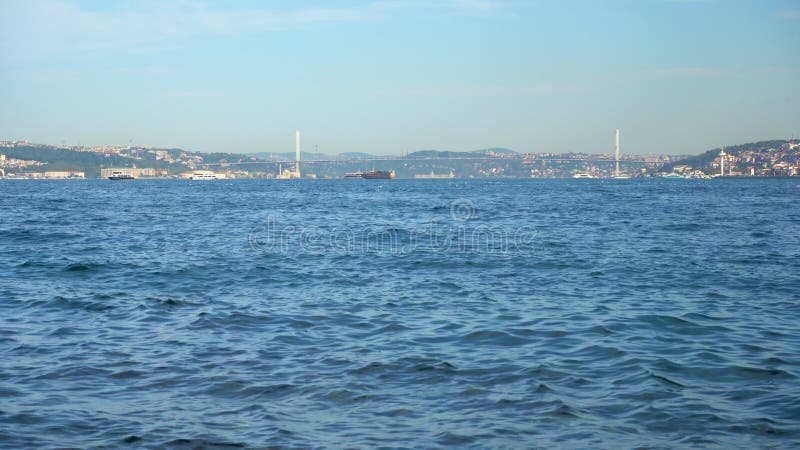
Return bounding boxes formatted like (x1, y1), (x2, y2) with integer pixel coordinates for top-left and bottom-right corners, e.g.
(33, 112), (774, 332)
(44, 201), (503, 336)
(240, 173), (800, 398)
(43, 171), (85, 179)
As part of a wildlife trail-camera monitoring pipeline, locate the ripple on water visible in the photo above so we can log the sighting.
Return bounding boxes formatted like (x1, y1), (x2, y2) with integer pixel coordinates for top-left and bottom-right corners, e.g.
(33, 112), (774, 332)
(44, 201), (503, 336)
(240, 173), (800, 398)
(1, 179), (799, 448)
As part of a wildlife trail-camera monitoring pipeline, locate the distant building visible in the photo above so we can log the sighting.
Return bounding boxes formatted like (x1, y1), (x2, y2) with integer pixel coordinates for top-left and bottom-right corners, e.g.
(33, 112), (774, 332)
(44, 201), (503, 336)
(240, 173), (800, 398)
(277, 130), (302, 179)
(276, 163), (301, 179)
(20, 171), (84, 179)
(44, 171), (83, 178)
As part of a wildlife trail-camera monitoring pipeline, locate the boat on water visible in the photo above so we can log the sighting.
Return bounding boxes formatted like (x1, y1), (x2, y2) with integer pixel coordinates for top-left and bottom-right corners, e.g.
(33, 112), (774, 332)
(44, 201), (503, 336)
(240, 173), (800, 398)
(108, 171), (134, 180)
(572, 172), (594, 179)
(345, 170), (396, 179)
(362, 170), (396, 179)
(190, 170), (217, 180)
(685, 170), (712, 179)
(662, 173), (684, 179)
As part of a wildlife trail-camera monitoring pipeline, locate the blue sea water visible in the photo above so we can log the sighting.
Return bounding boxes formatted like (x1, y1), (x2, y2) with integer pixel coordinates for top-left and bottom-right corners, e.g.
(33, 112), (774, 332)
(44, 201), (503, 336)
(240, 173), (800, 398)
(1, 178), (799, 449)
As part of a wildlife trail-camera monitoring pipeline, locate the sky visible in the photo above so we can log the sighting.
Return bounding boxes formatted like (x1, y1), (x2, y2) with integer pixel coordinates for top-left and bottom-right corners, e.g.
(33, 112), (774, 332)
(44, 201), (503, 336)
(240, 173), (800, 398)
(1, 0), (799, 155)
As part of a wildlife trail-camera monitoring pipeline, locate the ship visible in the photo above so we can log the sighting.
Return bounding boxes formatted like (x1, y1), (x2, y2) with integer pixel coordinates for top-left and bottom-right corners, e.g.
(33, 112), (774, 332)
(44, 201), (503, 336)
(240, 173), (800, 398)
(344, 170), (396, 179)
(190, 170), (217, 180)
(572, 172), (594, 179)
(361, 170), (396, 179)
(108, 171), (134, 180)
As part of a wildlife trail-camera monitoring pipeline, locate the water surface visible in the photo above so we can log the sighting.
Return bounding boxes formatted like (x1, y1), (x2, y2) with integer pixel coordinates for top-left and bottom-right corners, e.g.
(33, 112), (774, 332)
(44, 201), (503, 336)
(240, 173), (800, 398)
(1, 179), (799, 448)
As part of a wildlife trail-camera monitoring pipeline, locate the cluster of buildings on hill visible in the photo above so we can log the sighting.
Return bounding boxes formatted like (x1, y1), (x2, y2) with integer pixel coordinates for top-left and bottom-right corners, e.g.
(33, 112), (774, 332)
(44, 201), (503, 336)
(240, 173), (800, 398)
(76, 145), (209, 167)
(0, 152), (71, 178)
(716, 141), (799, 177)
(0, 153), (43, 171)
(662, 141), (800, 178)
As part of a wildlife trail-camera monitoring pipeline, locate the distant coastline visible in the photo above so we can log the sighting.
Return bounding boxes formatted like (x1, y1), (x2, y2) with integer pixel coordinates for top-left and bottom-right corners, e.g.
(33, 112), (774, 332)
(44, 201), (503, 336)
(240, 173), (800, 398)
(1, 139), (797, 179)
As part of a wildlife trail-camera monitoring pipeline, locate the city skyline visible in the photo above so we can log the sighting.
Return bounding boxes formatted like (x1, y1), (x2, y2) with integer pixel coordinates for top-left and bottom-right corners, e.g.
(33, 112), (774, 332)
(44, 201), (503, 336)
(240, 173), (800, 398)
(1, 0), (799, 155)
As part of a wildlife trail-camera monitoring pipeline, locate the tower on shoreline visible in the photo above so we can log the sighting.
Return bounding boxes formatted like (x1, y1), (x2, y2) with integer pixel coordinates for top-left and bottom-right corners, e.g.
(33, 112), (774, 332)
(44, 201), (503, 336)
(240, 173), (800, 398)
(611, 129), (630, 178)
(277, 130), (302, 179)
(295, 130), (301, 178)
(615, 129), (620, 178)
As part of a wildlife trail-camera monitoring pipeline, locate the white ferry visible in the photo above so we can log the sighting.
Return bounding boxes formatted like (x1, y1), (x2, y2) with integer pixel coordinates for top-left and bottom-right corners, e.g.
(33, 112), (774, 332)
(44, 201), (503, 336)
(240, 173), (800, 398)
(108, 171), (134, 180)
(190, 170), (217, 180)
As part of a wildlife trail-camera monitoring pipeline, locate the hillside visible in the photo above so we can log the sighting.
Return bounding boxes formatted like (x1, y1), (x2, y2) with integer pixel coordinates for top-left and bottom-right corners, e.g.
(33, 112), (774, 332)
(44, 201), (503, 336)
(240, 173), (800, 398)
(407, 148), (518, 159)
(0, 143), (261, 178)
(0, 145), (174, 178)
(249, 151), (337, 161)
(249, 149), (517, 160)
(661, 140), (799, 175)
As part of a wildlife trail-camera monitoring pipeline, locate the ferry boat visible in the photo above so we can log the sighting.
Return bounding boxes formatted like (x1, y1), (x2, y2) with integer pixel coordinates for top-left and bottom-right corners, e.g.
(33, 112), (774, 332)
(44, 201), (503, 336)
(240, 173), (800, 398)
(362, 170), (396, 179)
(572, 172), (594, 179)
(108, 171), (134, 180)
(344, 170), (396, 179)
(662, 173), (685, 179)
(190, 171), (217, 180)
(685, 170), (712, 180)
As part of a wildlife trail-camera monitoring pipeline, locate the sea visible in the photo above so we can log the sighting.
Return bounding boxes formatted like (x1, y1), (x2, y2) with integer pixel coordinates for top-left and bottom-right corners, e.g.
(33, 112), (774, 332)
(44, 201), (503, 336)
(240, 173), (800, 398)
(1, 178), (798, 449)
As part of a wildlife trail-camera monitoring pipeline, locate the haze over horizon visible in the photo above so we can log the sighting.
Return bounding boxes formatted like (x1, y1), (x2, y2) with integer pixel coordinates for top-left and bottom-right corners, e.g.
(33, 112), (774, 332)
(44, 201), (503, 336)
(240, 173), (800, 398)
(1, 0), (798, 155)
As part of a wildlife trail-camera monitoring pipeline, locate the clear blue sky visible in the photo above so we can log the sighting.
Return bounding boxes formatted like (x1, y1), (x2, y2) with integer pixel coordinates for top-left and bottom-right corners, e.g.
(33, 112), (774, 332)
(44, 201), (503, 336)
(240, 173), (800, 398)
(1, 0), (798, 155)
